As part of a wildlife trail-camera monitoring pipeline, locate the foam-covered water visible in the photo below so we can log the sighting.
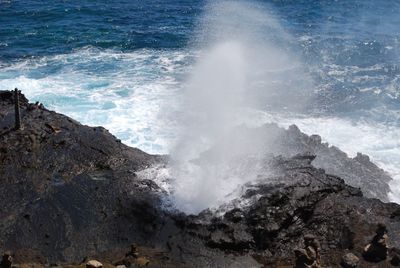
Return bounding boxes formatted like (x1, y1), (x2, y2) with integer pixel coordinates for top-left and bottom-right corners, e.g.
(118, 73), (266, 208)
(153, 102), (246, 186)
(0, 47), (194, 153)
(1, 0), (400, 210)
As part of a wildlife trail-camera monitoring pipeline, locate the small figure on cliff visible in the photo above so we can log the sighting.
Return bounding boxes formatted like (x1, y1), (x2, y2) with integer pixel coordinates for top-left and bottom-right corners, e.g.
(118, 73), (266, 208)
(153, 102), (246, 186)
(294, 234), (321, 268)
(363, 224), (389, 262)
(126, 243), (140, 258)
(115, 243), (150, 267)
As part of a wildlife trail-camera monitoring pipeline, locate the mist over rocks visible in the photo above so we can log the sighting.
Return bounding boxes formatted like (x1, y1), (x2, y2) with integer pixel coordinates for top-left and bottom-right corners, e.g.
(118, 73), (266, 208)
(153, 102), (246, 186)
(184, 122), (392, 207)
(242, 123), (393, 202)
(0, 90), (400, 267)
(168, 155), (400, 267)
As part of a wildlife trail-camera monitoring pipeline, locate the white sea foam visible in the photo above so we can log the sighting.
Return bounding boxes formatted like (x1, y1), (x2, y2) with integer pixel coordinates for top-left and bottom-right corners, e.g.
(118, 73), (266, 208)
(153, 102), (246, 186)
(168, 1), (314, 214)
(2, 50), (400, 212)
(0, 47), (193, 154)
(1, 6), (400, 214)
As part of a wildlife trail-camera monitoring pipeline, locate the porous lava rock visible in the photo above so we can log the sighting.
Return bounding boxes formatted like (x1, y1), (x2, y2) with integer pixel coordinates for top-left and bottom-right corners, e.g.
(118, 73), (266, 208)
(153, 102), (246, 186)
(1, 90), (399, 267)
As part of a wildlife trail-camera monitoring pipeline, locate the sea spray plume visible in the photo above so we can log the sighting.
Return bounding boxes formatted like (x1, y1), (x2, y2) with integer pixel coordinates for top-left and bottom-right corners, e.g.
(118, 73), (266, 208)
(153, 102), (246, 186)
(170, 1), (314, 214)
(193, 0), (315, 113)
(171, 42), (250, 214)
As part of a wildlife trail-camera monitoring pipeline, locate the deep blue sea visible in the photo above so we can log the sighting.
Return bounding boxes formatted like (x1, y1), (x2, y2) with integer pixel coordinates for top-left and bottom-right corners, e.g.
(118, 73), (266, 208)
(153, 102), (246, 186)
(1, 0), (400, 202)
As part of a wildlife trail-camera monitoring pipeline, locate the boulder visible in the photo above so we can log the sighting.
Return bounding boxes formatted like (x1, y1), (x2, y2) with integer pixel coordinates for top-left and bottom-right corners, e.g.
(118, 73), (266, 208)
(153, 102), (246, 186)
(86, 260), (103, 268)
(341, 253), (359, 268)
(294, 235), (321, 268)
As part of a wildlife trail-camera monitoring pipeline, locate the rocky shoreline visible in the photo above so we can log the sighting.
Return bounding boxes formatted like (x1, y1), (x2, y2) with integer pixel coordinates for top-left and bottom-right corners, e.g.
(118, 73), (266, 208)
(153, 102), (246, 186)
(1, 90), (400, 267)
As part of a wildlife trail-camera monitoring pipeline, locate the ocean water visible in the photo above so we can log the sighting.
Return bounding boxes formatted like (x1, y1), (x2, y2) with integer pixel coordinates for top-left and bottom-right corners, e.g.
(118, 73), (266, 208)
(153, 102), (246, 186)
(1, 0), (400, 206)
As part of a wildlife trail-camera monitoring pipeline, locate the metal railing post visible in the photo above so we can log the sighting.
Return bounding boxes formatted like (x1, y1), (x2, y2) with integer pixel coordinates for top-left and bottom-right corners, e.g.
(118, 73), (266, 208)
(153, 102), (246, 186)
(14, 88), (21, 130)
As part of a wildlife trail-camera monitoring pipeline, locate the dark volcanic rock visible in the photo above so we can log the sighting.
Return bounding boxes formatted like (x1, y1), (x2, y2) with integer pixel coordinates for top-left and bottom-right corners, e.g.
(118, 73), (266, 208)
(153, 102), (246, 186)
(391, 251), (400, 266)
(294, 234), (321, 268)
(0, 90), (166, 263)
(284, 125), (392, 202)
(0, 251), (12, 268)
(1, 90), (399, 267)
(214, 123), (393, 201)
(167, 155), (400, 267)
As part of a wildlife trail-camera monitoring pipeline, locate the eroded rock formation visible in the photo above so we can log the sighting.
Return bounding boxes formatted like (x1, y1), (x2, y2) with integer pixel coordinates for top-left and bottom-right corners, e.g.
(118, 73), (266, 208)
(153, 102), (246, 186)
(0, 90), (399, 267)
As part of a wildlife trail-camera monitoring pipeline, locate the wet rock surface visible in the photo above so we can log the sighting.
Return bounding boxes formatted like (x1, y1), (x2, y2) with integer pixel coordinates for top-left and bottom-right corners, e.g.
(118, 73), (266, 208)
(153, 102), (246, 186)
(215, 123), (393, 202)
(168, 154), (400, 267)
(282, 125), (393, 202)
(1, 90), (400, 267)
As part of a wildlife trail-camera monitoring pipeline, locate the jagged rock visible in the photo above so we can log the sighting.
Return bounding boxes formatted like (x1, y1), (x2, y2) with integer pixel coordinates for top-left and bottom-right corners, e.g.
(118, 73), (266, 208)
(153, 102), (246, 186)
(0, 90), (164, 263)
(0, 251), (12, 268)
(167, 153), (400, 267)
(1, 91), (400, 267)
(363, 224), (389, 262)
(391, 254), (400, 266)
(309, 134), (322, 145)
(218, 123), (393, 201)
(86, 260), (103, 268)
(294, 235), (321, 268)
(341, 253), (359, 268)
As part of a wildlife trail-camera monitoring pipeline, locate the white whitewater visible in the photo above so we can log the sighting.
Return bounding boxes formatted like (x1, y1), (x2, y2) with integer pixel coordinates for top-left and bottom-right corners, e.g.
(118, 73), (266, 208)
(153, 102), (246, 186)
(169, 1), (312, 214)
(3, 1), (400, 213)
